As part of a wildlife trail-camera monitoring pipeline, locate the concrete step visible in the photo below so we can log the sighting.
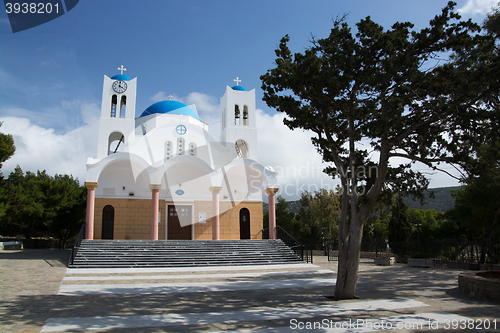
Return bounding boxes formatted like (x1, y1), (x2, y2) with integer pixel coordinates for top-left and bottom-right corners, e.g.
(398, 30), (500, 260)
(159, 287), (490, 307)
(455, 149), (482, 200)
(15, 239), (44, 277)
(70, 239), (303, 268)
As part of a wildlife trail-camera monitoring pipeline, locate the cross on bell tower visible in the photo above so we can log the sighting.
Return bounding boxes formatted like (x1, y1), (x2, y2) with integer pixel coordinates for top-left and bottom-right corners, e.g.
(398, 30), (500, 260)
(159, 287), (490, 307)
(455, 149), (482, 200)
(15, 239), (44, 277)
(118, 65), (127, 75)
(234, 77), (241, 86)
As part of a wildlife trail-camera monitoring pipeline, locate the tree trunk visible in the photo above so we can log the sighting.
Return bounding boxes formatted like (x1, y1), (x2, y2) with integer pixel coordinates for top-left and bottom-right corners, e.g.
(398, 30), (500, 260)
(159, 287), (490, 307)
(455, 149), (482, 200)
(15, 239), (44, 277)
(24, 218), (34, 239)
(335, 212), (364, 300)
(335, 107), (361, 300)
(334, 180), (351, 300)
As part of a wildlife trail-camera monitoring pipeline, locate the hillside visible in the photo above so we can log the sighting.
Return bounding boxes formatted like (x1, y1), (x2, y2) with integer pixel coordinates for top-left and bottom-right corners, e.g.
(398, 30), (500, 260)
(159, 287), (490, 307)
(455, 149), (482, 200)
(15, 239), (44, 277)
(262, 186), (460, 214)
(403, 186), (461, 212)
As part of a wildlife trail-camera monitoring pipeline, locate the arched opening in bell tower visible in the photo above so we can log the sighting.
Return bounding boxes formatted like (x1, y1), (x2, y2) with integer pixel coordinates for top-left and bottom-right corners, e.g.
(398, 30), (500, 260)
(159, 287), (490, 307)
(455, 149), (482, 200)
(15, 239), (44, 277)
(234, 104), (240, 125)
(243, 105), (249, 126)
(119, 95), (127, 118)
(110, 95), (118, 117)
(108, 131), (125, 155)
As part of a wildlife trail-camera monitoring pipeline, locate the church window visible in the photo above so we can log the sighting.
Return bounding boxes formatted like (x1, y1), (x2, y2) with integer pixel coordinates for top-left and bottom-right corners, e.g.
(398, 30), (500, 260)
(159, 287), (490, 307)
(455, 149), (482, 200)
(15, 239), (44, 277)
(243, 105), (249, 126)
(165, 141), (172, 160)
(110, 95), (117, 117)
(234, 104), (240, 125)
(119, 95), (126, 118)
(189, 143), (196, 156)
(177, 137), (184, 155)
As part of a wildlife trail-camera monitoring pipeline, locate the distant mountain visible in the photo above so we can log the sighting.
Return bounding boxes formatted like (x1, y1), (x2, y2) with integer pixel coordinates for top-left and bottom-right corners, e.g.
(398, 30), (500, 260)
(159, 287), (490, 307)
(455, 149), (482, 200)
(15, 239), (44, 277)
(403, 186), (461, 212)
(262, 186), (461, 214)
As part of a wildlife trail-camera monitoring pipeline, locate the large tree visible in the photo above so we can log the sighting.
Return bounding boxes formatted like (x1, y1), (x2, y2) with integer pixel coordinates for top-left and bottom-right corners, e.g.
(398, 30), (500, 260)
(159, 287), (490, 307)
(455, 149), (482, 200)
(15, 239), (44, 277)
(261, 2), (490, 299)
(46, 174), (86, 249)
(0, 122), (15, 219)
(4, 167), (48, 238)
(447, 142), (500, 263)
(295, 189), (341, 245)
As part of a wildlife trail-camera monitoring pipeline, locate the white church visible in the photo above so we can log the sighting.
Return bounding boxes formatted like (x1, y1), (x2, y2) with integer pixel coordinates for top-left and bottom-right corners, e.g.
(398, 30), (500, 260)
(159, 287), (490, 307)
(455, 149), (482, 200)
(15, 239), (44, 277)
(83, 67), (279, 241)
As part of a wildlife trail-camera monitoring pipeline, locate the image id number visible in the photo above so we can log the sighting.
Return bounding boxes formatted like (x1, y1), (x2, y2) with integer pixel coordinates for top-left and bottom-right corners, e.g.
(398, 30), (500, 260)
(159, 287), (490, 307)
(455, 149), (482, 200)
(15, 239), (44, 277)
(5, 3), (59, 14)
(444, 319), (497, 330)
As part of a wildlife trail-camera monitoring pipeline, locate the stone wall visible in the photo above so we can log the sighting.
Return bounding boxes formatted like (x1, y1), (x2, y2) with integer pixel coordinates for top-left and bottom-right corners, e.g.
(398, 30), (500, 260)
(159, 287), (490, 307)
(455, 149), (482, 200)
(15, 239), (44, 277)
(93, 198), (262, 240)
(458, 271), (500, 302)
(328, 251), (394, 259)
(94, 198), (158, 240)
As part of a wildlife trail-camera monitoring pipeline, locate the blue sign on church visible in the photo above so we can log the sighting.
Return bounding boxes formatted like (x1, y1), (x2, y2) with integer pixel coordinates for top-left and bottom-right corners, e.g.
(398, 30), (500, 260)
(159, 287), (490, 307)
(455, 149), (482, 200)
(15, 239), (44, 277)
(175, 189), (185, 196)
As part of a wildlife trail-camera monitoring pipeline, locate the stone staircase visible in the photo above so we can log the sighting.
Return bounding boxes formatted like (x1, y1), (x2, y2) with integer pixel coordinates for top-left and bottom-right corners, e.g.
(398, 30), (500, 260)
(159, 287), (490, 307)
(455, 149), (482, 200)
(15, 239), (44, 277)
(69, 239), (303, 268)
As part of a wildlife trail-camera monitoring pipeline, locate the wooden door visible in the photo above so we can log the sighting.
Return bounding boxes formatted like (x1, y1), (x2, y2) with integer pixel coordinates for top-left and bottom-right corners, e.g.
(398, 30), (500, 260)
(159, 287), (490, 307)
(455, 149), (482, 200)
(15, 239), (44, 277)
(167, 205), (192, 240)
(102, 205), (114, 239)
(239, 208), (250, 239)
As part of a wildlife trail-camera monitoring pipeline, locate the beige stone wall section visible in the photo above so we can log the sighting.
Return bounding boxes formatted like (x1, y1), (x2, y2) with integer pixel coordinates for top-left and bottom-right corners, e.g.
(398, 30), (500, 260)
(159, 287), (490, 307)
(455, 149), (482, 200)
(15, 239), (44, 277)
(218, 201), (263, 240)
(192, 200), (264, 240)
(94, 198), (153, 240)
(93, 198), (263, 241)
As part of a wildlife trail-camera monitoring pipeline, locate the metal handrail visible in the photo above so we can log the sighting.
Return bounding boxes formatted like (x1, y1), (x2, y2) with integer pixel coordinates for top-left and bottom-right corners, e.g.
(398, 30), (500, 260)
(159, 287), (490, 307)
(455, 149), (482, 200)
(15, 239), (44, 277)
(69, 223), (85, 266)
(276, 225), (313, 263)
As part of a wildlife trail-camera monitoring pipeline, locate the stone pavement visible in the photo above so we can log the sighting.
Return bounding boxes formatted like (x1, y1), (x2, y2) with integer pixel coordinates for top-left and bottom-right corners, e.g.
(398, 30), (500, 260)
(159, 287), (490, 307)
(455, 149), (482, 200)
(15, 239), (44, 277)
(0, 249), (499, 332)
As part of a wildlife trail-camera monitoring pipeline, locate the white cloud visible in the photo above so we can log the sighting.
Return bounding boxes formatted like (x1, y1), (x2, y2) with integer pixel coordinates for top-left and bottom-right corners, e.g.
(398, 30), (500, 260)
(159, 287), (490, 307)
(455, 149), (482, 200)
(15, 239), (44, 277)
(184, 92), (219, 121)
(256, 109), (338, 200)
(458, 0), (498, 15)
(0, 101), (99, 183)
(150, 91), (173, 103)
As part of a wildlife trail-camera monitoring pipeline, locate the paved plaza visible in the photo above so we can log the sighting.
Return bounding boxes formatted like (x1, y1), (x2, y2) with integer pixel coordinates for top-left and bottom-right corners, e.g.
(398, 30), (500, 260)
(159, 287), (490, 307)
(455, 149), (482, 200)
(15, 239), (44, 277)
(0, 249), (498, 332)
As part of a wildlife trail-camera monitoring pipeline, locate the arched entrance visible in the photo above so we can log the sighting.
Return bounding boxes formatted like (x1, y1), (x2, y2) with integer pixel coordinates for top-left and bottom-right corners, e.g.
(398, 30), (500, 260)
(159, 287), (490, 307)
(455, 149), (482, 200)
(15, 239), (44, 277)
(239, 208), (250, 239)
(102, 205), (114, 239)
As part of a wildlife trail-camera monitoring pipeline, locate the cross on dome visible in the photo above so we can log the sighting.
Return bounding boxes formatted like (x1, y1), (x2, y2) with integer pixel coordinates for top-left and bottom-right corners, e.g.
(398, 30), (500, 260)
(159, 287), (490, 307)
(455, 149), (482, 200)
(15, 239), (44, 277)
(168, 95), (173, 100)
(117, 65), (127, 75)
(234, 77), (241, 86)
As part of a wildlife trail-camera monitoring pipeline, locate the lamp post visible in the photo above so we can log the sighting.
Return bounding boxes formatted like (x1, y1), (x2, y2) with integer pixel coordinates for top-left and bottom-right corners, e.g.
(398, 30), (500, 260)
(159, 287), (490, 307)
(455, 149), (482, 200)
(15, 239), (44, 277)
(414, 222), (422, 253)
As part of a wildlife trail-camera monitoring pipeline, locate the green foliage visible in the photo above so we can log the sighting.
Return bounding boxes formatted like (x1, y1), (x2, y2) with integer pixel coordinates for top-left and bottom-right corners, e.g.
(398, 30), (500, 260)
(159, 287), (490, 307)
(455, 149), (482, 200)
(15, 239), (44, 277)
(404, 187), (460, 212)
(264, 190), (341, 247)
(3, 166), (47, 238)
(261, 1), (493, 299)
(294, 189), (341, 245)
(1, 167), (86, 245)
(446, 143), (500, 245)
(0, 122), (15, 170)
(363, 200), (391, 240)
(46, 174), (87, 248)
(388, 196), (412, 242)
(0, 122), (16, 218)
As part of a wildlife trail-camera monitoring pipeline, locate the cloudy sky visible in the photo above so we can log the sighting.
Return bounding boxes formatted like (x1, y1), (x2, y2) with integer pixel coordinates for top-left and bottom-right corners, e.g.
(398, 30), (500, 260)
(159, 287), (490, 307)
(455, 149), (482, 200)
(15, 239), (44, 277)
(0, 0), (497, 200)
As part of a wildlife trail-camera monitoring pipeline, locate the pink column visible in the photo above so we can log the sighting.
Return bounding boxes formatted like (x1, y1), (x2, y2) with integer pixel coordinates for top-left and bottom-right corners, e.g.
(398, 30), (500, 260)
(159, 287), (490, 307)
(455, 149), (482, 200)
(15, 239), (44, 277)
(209, 186), (222, 240)
(265, 188), (279, 240)
(84, 182), (98, 240)
(149, 184), (161, 240)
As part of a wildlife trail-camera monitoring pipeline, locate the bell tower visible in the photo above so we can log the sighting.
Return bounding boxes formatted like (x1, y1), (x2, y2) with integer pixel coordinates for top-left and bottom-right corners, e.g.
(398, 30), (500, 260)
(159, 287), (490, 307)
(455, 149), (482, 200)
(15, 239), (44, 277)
(220, 78), (258, 160)
(96, 66), (137, 159)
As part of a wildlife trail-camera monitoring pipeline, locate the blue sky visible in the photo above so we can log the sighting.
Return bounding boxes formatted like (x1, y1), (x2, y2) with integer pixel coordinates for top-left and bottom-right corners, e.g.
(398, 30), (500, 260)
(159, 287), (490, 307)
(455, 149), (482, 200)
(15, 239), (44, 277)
(0, 0), (496, 199)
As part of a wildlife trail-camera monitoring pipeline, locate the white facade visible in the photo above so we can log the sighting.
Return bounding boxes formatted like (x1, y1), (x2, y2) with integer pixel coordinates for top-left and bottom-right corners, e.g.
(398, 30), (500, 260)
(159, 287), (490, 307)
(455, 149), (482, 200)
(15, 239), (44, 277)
(85, 72), (277, 240)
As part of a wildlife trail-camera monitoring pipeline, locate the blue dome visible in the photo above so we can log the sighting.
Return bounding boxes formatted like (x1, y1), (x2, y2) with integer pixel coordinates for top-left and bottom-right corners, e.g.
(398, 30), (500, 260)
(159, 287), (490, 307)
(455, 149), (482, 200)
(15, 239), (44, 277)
(231, 85), (247, 91)
(140, 100), (200, 120)
(111, 74), (131, 81)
